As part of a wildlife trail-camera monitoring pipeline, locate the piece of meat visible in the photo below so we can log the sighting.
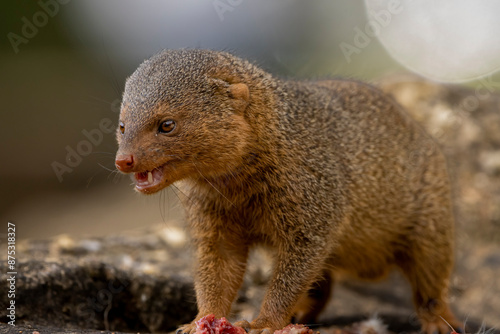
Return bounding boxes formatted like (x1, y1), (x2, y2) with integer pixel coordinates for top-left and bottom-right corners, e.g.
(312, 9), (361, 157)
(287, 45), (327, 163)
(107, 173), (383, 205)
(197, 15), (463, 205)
(195, 315), (314, 334)
(274, 324), (314, 334)
(195, 314), (246, 334)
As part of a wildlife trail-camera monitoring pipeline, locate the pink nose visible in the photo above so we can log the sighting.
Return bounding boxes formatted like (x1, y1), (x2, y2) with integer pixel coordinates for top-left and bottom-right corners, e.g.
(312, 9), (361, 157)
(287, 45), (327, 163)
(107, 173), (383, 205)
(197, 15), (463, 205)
(115, 154), (134, 172)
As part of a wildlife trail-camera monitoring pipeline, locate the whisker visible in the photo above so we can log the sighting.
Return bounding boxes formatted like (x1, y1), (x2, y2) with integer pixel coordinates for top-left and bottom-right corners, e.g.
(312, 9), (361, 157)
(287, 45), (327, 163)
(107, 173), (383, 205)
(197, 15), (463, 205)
(191, 161), (235, 208)
(462, 314), (469, 334)
(86, 174), (96, 188)
(112, 170), (123, 184)
(170, 183), (192, 205)
(165, 188), (170, 223)
(98, 163), (118, 173)
(439, 315), (455, 333)
(107, 169), (123, 182)
(159, 188), (166, 223)
(478, 321), (486, 334)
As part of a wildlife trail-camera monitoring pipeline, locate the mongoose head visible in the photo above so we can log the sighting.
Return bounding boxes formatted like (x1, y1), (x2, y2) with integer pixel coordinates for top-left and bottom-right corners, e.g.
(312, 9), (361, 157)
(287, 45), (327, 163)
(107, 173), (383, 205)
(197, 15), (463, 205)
(115, 49), (255, 194)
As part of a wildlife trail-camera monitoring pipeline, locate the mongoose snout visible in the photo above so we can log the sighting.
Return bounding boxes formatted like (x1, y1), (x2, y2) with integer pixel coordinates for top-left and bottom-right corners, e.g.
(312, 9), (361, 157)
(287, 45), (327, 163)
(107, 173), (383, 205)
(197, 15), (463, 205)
(115, 154), (134, 172)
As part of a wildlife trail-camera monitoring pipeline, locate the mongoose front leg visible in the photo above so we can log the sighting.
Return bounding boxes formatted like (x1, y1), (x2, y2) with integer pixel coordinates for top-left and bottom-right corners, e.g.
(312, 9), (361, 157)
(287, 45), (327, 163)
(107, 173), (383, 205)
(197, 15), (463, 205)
(244, 239), (328, 334)
(177, 230), (249, 334)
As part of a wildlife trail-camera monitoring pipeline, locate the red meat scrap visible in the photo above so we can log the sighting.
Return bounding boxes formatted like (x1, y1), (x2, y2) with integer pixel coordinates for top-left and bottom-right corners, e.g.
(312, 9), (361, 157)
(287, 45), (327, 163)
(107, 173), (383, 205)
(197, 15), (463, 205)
(195, 314), (246, 334)
(274, 324), (314, 334)
(195, 315), (314, 334)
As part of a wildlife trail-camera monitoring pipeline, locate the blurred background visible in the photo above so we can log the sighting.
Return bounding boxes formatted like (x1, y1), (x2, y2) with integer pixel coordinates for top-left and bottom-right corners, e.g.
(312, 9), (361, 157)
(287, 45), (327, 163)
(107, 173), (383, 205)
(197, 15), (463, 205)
(1, 1), (499, 244)
(1, 0), (500, 330)
(0, 0), (392, 240)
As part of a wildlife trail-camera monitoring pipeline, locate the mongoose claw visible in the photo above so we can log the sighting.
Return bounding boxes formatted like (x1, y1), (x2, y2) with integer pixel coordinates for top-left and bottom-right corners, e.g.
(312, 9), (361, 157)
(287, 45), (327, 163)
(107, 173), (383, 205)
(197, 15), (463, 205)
(233, 321), (273, 334)
(234, 320), (251, 332)
(176, 322), (196, 334)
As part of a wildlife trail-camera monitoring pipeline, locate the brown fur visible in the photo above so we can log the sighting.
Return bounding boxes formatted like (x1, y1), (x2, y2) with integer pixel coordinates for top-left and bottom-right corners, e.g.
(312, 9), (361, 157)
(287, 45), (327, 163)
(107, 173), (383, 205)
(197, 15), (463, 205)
(115, 49), (461, 334)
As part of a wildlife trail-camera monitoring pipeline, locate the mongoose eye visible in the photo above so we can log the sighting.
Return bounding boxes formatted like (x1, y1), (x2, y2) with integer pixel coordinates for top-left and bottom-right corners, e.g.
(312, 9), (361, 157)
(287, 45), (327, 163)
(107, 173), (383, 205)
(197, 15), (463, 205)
(159, 120), (176, 134)
(119, 122), (125, 134)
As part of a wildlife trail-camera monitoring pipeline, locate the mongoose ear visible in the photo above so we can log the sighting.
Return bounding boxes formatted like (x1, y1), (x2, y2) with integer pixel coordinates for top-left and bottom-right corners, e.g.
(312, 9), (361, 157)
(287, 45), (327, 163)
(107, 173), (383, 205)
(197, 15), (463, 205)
(209, 77), (250, 113)
(227, 83), (250, 102)
(228, 83), (250, 104)
(227, 83), (250, 114)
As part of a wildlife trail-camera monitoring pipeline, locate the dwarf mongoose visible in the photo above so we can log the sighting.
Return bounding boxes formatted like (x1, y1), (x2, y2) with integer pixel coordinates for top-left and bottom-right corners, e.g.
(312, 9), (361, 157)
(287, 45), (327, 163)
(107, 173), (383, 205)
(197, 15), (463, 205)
(115, 49), (461, 334)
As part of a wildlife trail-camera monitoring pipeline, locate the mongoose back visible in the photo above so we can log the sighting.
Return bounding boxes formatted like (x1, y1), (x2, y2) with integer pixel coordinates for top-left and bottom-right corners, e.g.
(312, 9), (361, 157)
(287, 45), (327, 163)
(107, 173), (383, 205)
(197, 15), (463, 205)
(115, 49), (461, 334)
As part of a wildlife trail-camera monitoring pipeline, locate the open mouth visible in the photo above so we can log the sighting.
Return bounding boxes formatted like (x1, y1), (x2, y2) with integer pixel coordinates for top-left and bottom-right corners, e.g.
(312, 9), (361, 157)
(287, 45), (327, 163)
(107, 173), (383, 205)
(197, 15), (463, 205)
(134, 165), (166, 193)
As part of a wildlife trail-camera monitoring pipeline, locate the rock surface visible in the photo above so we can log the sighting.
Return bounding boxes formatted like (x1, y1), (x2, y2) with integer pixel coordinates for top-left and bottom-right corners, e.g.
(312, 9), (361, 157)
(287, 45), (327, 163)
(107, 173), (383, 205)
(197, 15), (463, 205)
(1, 76), (500, 333)
(0, 225), (197, 333)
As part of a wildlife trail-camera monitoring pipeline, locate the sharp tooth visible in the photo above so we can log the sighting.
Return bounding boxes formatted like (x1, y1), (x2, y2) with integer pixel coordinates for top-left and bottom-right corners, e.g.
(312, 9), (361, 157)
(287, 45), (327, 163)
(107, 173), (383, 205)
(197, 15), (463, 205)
(148, 171), (153, 183)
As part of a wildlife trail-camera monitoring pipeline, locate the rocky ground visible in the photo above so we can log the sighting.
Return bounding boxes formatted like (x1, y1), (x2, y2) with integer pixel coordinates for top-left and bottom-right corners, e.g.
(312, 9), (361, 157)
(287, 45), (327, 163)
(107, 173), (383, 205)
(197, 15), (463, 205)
(1, 76), (499, 334)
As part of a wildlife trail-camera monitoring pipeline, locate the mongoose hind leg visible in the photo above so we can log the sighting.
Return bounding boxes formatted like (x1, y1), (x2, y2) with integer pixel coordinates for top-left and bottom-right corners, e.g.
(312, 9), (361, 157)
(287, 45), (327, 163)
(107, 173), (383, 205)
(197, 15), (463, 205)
(414, 294), (462, 334)
(292, 270), (333, 325)
(397, 241), (462, 334)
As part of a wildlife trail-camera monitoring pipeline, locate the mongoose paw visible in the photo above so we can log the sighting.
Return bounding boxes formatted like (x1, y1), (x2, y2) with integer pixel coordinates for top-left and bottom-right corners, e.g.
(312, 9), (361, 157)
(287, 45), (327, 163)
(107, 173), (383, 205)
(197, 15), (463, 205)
(234, 320), (251, 332)
(233, 320), (275, 334)
(176, 322), (197, 334)
(421, 319), (464, 334)
(419, 307), (464, 334)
